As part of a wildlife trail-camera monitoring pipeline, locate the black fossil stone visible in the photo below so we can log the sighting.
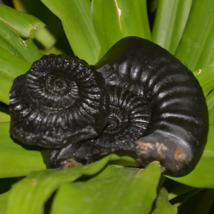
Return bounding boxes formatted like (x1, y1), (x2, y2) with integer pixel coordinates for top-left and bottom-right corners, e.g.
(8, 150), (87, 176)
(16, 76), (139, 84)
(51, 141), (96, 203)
(9, 55), (109, 148)
(42, 37), (209, 176)
(96, 37), (209, 176)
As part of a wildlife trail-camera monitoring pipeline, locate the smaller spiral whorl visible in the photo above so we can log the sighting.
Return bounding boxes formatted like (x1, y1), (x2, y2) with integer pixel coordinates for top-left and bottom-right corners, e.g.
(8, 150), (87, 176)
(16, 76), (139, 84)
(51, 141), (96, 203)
(81, 86), (151, 152)
(45, 76), (68, 94)
(104, 106), (128, 135)
(9, 54), (110, 148)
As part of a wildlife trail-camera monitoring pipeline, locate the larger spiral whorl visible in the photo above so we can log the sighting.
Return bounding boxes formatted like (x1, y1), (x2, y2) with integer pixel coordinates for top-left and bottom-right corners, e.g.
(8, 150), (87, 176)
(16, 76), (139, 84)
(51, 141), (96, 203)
(9, 55), (109, 148)
(95, 37), (209, 176)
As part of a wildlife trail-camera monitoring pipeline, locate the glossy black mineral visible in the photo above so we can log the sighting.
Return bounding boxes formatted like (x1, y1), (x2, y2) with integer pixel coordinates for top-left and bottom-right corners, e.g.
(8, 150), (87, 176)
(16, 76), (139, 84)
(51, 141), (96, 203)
(9, 55), (109, 148)
(98, 37), (209, 176)
(10, 37), (209, 176)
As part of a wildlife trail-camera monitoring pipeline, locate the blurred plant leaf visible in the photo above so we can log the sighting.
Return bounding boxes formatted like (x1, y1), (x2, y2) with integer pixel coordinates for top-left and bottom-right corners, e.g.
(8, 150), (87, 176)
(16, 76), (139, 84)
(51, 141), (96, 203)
(206, 92), (214, 125)
(167, 125), (214, 188)
(193, 63), (214, 97)
(0, 106), (9, 123)
(0, 4), (45, 38)
(0, 122), (45, 178)
(33, 28), (58, 52)
(24, 39), (43, 61)
(170, 188), (202, 207)
(165, 181), (194, 200)
(92, 0), (151, 60)
(0, 47), (30, 104)
(117, 0), (151, 40)
(0, 178), (20, 194)
(13, 0), (41, 13)
(109, 155), (141, 167)
(91, 0), (123, 60)
(175, 0), (214, 71)
(150, 0), (159, 13)
(152, 0), (192, 54)
(193, 64), (214, 124)
(51, 162), (161, 214)
(41, 0), (100, 64)
(0, 192), (8, 214)
(177, 189), (214, 214)
(6, 156), (111, 214)
(13, 0), (67, 53)
(151, 188), (177, 214)
(0, 21), (42, 64)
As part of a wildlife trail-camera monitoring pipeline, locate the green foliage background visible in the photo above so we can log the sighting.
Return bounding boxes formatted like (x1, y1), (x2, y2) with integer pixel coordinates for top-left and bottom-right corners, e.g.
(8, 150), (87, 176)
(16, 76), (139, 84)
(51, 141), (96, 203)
(0, 0), (214, 213)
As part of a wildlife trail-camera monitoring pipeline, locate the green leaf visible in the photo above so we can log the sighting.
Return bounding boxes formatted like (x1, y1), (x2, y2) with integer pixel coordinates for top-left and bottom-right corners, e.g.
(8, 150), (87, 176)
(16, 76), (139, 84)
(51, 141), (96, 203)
(24, 40), (43, 61)
(167, 125), (214, 188)
(166, 181), (194, 200)
(0, 21), (42, 64)
(0, 192), (8, 214)
(6, 156), (110, 214)
(0, 47), (30, 104)
(13, 0), (43, 13)
(51, 162), (161, 214)
(0, 4), (45, 38)
(109, 154), (141, 167)
(193, 64), (214, 124)
(0, 113), (9, 123)
(13, 0), (65, 52)
(151, 188), (177, 214)
(41, 0), (100, 64)
(0, 122), (45, 178)
(33, 26), (59, 53)
(206, 92), (214, 125)
(0, 106), (9, 123)
(170, 188), (202, 207)
(175, 0), (214, 71)
(116, 0), (151, 40)
(91, 0), (123, 60)
(177, 189), (214, 214)
(0, 178), (20, 194)
(152, 0), (192, 55)
(193, 63), (214, 97)
(92, 0), (151, 60)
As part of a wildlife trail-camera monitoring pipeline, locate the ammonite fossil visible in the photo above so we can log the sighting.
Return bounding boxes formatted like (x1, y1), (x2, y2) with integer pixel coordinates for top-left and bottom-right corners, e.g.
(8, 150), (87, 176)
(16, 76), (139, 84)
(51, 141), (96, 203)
(42, 37), (208, 176)
(9, 55), (109, 148)
(96, 36), (209, 176)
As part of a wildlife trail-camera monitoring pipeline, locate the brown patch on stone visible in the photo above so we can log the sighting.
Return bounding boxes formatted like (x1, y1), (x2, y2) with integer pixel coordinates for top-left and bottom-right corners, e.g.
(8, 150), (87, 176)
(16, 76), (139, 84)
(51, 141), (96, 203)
(156, 142), (168, 158)
(62, 158), (82, 169)
(174, 145), (187, 162)
(161, 166), (166, 173)
(137, 141), (154, 154)
(137, 141), (168, 158)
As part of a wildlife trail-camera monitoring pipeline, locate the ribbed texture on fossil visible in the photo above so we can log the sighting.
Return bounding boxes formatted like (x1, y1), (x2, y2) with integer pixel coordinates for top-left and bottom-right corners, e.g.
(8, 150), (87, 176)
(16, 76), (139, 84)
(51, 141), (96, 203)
(9, 55), (109, 148)
(84, 86), (150, 150)
(95, 37), (209, 176)
(42, 37), (209, 176)
(42, 86), (151, 168)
